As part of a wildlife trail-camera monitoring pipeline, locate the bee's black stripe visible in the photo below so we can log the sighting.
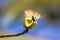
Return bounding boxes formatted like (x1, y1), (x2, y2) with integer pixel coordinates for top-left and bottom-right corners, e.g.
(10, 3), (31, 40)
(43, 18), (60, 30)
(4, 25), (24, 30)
(32, 16), (35, 21)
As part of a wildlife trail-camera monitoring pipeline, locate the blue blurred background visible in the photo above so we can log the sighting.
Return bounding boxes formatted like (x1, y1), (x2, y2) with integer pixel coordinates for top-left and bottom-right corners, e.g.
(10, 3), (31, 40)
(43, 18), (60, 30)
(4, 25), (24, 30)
(0, 0), (60, 40)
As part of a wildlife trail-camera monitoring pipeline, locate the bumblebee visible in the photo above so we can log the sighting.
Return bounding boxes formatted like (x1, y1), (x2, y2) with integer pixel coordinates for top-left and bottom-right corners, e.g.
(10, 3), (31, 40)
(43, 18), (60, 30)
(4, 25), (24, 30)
(24, 9), (40, 29)
(24, 16), (37, 29)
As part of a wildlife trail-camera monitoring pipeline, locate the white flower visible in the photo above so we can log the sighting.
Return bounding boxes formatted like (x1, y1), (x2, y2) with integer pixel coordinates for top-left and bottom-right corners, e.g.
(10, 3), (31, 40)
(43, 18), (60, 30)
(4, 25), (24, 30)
(24, 9), (41, 20)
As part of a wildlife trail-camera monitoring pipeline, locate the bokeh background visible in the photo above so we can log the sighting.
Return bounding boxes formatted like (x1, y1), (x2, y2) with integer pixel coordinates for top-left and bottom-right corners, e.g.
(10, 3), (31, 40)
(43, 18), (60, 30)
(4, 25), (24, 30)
(0, 0), (60, 40)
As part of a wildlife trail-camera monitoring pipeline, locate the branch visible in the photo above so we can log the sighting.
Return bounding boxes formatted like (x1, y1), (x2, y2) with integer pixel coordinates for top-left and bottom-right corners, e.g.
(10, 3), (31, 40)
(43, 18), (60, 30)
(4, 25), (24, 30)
(0, 28), (29, 38)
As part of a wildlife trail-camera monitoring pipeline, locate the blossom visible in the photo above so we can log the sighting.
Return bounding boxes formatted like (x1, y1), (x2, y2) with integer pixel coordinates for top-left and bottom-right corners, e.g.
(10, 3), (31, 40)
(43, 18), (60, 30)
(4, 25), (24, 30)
(24, 9), (41, 20)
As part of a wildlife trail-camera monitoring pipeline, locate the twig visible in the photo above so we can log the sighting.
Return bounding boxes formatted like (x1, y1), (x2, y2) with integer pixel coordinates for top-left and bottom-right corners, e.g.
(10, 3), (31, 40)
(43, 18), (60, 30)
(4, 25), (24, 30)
(0, 28), (29, 38)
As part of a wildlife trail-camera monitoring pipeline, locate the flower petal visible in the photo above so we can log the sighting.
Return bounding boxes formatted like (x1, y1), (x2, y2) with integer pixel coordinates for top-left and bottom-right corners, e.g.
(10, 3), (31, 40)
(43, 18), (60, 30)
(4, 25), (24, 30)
(34, 12), (41, 19)
(24, 9), (34, 17)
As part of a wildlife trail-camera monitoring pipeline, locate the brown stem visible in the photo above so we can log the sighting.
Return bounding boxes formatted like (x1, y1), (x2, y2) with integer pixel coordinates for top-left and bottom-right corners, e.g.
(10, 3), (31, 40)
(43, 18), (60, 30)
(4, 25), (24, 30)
(0, 28), (29, 38)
